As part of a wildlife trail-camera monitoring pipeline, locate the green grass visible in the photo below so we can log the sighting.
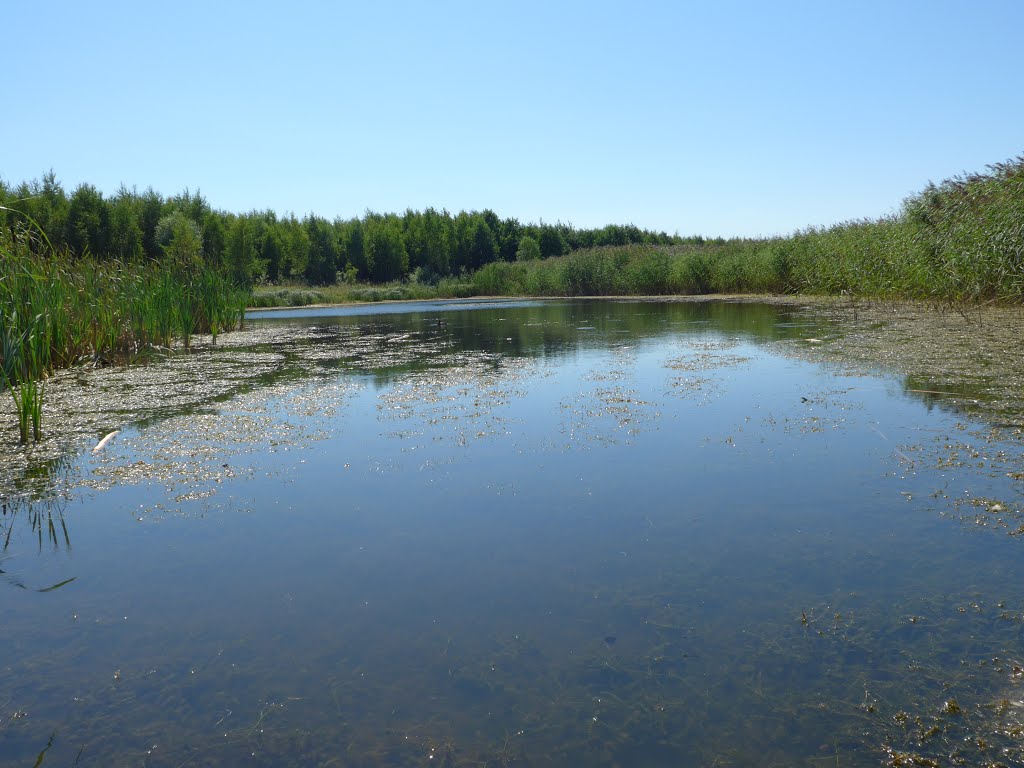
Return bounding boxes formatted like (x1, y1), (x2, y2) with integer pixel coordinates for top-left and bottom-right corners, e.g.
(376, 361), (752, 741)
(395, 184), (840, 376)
(469, 242), (789, 297)
(249, 156), (1024, 308)
(1, 216), (249, 443)
(468, 156), (1024, 303)
(250, 277), (477, 308)
(249, 285), (330, 308)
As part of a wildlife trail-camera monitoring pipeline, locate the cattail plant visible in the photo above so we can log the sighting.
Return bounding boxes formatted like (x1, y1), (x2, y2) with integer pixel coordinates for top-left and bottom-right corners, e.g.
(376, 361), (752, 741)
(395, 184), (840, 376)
(1, 210), (250, 444)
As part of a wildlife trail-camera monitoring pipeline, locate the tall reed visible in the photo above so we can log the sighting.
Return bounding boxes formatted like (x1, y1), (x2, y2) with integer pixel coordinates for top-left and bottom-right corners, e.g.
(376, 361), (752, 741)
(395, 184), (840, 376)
(469, 156), (1024, 303)
(1, 216), (250, 443)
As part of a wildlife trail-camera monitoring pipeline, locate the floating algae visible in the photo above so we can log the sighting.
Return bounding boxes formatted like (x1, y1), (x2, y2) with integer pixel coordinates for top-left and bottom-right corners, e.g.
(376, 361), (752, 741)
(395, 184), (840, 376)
(2, 298), (1024, 766)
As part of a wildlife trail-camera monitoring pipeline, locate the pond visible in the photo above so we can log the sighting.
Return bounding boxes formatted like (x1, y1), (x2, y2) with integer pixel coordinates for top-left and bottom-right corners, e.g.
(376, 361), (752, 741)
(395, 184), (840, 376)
(3, 298), (1024, 766)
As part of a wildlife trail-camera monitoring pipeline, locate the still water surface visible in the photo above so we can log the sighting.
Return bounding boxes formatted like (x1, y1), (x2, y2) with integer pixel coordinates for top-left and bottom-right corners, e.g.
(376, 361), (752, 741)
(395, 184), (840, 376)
(3, 299), (1024, 766)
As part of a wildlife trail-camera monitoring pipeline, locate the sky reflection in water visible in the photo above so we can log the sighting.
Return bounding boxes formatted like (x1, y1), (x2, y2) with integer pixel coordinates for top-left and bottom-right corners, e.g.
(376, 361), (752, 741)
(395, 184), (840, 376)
(3, 300), (1024, 767)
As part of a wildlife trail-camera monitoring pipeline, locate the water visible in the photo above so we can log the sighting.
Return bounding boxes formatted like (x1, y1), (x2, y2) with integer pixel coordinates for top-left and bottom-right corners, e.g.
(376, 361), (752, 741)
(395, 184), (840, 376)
(3, 299), (1024, 766)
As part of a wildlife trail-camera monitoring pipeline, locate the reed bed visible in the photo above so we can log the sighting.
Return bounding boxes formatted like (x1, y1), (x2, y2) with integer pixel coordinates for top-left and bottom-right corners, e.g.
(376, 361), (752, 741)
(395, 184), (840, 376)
(250, 277), (476, 308)
(469, 242), (794, 298)
(471, 156), (1024, 303)
(1, 224), (248, 442)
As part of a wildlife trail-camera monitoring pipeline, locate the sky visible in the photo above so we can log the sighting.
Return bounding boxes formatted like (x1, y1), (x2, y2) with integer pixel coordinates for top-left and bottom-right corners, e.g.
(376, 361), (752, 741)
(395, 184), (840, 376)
(3, 0), (1022, 237)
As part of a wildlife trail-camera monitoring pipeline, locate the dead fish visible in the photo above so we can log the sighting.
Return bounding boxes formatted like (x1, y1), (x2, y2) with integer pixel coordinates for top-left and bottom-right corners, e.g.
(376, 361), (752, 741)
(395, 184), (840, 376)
(92, 430), (120, 453)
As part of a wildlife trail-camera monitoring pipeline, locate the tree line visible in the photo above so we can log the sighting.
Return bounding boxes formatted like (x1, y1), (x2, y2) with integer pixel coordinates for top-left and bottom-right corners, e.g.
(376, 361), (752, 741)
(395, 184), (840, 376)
(0, 172), (686, 286)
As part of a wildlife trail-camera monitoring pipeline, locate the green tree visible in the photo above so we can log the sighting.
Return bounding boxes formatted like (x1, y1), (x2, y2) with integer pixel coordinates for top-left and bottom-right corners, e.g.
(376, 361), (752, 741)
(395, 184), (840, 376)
(420, 207), (452, 277)
(451, 211), (474, 273)
(365, 216), (408, 282)
(109, 186), (144, 260)
(469, 215), (498, 269)
(446, 211), (500, 272)
(279, 215), (309, 279)
(159, 210), (203, 265)
(140, 187), (168, 260)
(64, 183), (110, 257)
(7, 171), (70, 249)
(515, 234), (541, 261)
(339, 218), (368, 279)
(403, 207), (451, 278)
(262, 226), (284, 282)
(538, 224), (567, 259)
(402, 209), (426, 272)
(171, 188), (211, 227)
(497, 216), (522, 262)
(35, 171), (69, 242)
(304, 215), (338, 285)
(480, 209), (501, 239)
(202, 212), (227, 269)
(224, 214), (267, 285)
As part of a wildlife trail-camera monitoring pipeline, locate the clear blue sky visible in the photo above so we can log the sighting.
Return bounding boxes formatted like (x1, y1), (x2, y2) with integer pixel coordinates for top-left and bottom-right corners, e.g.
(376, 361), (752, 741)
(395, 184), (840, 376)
(4, 0), (1022, 237)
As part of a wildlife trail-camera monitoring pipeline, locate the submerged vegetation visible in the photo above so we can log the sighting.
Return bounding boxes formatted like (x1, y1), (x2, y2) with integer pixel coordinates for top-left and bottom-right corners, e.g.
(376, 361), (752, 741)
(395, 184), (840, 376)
(0, 217), (247, 443)
(4, 299), (1024, 765)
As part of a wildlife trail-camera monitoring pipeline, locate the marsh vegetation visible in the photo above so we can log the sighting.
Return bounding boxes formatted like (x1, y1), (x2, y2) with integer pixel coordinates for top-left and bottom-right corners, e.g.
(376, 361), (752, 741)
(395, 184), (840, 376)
(5, 155), (1022, 312)
(0, 219), (248, 443)
(470, 156), (1024, 302)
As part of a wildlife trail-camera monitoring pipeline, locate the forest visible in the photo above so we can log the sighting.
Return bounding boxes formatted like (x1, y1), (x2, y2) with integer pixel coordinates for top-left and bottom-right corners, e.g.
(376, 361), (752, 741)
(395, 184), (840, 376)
(0, 173), (683, 287)
(4, 154), (1021, 307)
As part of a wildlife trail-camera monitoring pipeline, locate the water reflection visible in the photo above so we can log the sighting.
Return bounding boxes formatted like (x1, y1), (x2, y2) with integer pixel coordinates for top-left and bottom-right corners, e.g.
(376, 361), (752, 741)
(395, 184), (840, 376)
(254, 299), (820, 365)
(2, 453), (76, 559)
(2, 300), (1023, 766)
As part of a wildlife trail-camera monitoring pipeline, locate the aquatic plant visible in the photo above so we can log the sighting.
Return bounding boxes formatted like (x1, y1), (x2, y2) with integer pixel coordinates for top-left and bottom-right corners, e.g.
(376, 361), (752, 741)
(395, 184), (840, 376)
(249, 277), (477, 308)
(466, 156), (1024, 303)
(0, 212), (249, 443)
